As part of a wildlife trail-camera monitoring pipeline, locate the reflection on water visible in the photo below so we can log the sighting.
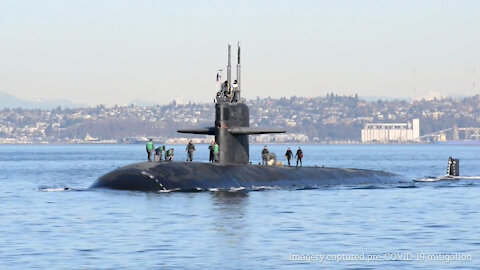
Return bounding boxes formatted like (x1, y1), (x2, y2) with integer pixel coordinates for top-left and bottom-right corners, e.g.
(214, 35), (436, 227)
(211, 191), (249, 246)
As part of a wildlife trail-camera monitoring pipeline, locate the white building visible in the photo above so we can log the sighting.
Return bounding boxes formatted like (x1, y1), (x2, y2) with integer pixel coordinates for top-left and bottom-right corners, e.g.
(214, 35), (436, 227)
(361, 119), (420, 143)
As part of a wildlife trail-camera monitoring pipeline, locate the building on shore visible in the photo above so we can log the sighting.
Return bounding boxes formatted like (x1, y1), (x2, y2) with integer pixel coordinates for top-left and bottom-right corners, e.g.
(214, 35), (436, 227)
(361, 119), (420, 143)
(166, 136), (214, 144)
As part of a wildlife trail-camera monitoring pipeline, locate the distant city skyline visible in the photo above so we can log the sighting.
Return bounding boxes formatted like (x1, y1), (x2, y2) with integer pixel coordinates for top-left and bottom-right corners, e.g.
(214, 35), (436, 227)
(1, 0), (479, 106)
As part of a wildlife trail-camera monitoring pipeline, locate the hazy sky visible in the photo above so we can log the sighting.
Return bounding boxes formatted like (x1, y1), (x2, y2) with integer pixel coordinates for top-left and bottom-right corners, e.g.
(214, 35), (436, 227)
(1, 0), (479, 106)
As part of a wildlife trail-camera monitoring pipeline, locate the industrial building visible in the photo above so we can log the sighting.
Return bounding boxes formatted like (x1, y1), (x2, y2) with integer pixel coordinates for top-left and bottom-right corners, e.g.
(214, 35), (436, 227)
(361, 119), (420, 143)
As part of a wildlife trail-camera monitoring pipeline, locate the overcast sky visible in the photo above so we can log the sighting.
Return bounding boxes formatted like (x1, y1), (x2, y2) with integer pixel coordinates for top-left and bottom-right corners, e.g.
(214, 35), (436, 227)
(1, 0), (479, 106)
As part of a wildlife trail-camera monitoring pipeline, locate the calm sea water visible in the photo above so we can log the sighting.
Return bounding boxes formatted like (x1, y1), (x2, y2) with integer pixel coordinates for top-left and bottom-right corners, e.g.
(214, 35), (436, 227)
(0, 144), (479, 269)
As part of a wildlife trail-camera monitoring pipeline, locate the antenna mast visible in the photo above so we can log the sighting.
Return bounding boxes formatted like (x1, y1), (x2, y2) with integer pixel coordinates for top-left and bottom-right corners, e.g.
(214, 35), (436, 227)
(227, 44), (231, 91)
(236, 42), (241, 101)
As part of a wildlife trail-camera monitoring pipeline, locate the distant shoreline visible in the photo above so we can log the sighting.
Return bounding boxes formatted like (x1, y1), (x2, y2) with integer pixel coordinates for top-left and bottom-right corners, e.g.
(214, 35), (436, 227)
(1, 142), (470, 146)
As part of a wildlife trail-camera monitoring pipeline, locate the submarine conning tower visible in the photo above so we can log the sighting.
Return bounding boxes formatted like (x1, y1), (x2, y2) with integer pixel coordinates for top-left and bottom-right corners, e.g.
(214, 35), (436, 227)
(178, 43), (285, 165)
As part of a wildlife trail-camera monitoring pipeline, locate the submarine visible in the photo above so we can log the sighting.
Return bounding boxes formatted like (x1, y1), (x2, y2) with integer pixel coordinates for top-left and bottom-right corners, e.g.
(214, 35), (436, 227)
(90, 43), (410, 192)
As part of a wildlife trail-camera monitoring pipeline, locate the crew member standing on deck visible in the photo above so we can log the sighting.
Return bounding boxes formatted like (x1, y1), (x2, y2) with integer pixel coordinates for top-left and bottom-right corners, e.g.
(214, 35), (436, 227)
(213, 142), (219, 162)
(285, 148), (293, 166)
(146, 139), (154, 162)
(295, 147), (303, 167)
(162, 145), (168, 160)
(186, 140), (196, 162)
(208, 141), (215, 162)
(261, 145), (269, 165)
(155, 145), (164, 162)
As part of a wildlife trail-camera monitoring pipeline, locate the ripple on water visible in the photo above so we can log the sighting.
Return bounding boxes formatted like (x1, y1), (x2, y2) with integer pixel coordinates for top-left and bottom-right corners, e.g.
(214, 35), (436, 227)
(1, 144), (480, 269)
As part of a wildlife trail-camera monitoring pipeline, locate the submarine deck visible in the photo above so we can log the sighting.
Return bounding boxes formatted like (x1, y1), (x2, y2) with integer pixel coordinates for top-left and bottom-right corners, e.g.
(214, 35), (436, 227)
(91, 161), (410, 191)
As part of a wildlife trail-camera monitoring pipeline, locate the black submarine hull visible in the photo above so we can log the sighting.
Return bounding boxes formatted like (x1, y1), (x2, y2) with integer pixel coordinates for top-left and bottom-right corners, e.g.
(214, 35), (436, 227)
(90, 162), (410, 192)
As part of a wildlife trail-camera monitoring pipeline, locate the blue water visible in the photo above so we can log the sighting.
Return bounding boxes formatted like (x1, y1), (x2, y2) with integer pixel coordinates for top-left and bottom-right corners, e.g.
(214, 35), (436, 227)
(0, 144), (479, 269)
